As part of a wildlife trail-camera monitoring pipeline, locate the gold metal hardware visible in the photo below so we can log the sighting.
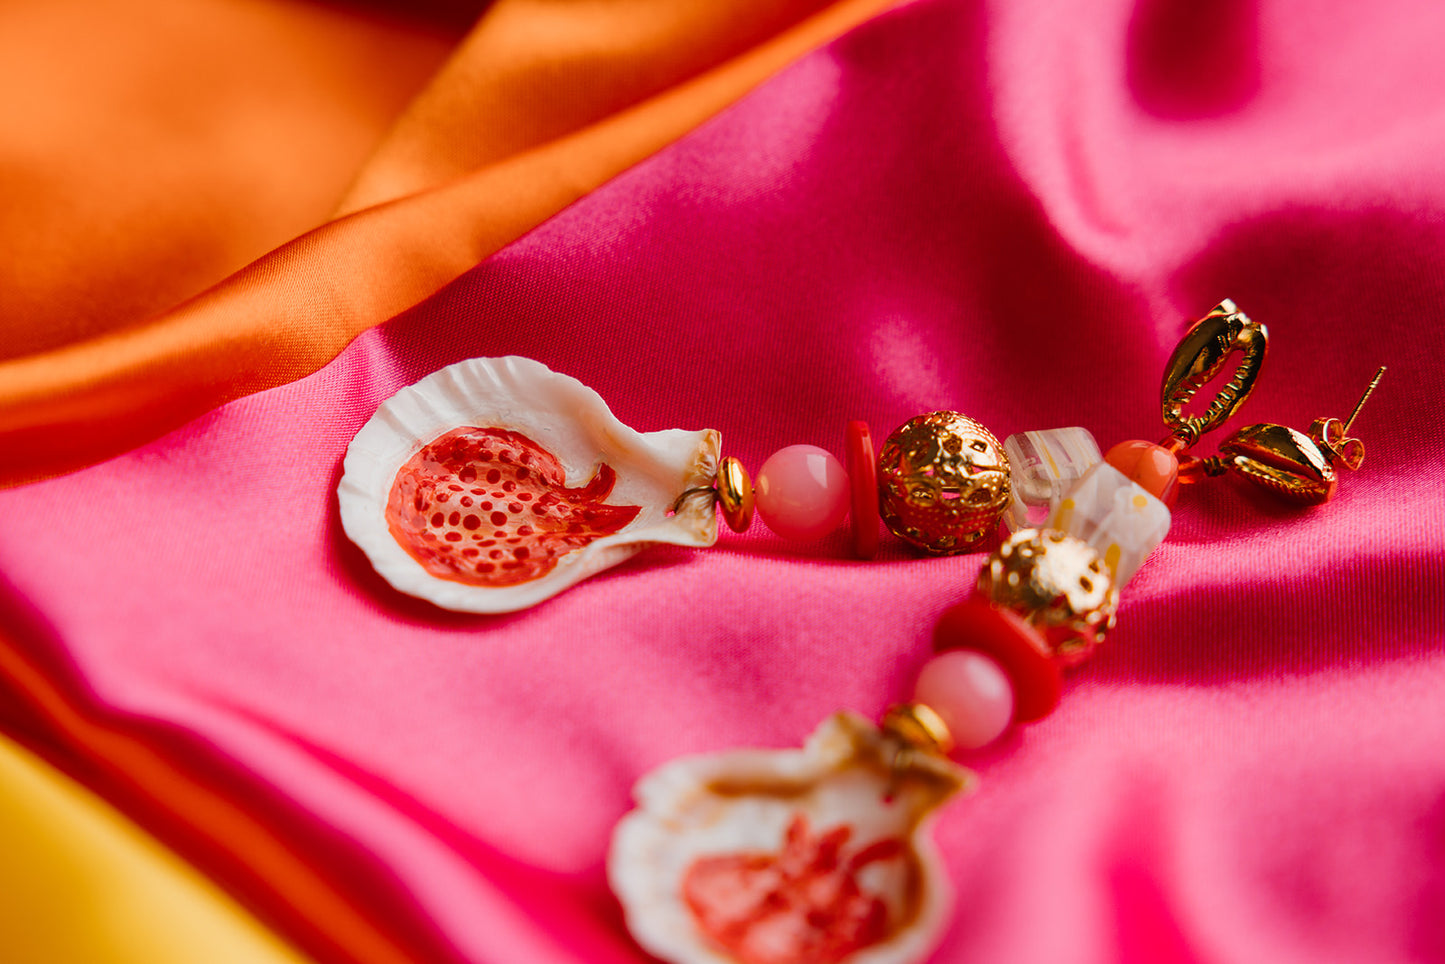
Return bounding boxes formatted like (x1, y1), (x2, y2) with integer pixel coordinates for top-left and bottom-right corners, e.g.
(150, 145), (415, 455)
(1160, 300), (1268, 446)
(1218, 367), (1385, 505)
(882, 702), (955, 756)
(1307, 365), (1384, 472)
(1218, 423), (1337, 504)
(876, 412), (1011, 554)
(715, 456), (755, 533)
(976, 528), (1118, 667)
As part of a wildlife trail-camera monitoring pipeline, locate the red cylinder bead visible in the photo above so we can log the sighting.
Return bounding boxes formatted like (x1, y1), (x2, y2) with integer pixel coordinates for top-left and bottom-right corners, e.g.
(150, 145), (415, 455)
(932, 598), (1062, 723)
(1103, 439), (1180, 507)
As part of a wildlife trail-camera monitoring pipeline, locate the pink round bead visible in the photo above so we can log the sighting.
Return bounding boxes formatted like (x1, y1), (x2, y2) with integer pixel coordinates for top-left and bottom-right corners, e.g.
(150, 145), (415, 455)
(754, 444), (850, 542)
(913, 649), (1015, 751)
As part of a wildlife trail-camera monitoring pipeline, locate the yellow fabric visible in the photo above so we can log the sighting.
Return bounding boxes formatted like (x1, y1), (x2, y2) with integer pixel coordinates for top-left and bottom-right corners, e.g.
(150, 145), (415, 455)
(0, 734), (311, 964)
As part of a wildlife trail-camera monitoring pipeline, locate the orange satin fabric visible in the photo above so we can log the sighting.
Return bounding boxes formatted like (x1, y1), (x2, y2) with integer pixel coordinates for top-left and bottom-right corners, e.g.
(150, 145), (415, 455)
(0, 0), (900, 487)
(0, 0), (458, 361)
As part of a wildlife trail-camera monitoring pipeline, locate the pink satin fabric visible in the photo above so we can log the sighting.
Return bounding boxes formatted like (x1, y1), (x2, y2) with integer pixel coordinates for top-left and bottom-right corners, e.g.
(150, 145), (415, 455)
(2, 0), (1443, 962)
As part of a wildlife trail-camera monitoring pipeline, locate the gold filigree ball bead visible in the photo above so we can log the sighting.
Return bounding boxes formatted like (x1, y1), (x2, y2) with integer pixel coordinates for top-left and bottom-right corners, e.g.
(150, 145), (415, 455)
(976, 528), (1118, 667)
(877, 412), (1011, 555)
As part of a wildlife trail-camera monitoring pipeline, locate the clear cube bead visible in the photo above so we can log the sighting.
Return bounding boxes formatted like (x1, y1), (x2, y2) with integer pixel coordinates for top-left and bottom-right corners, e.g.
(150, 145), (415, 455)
(1049, 461), (1170, 587)
(1003, 427), (1102, 531)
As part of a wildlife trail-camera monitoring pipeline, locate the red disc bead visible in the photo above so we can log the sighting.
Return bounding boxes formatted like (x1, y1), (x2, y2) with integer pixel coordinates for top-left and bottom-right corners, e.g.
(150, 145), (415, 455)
(1103, 439), (1180, 507)
(845, 420), (880, 559)
(932, 598), (1062, 722)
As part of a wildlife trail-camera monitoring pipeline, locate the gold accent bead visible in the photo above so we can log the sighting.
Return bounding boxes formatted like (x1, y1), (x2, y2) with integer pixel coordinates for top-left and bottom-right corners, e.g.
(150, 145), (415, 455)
(977, 528), (1118, 667)
(877, 412), (1010, 554)
(716, 456), (755, 533)
(881, 702), (955, 756)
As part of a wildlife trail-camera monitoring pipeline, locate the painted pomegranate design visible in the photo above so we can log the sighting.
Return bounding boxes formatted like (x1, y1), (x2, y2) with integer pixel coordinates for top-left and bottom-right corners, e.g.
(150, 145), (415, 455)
(386, 427), (640, 587)
(610, 713), (971, 964)
(339, 356), (719, 612)
(683, 814), (904, 964)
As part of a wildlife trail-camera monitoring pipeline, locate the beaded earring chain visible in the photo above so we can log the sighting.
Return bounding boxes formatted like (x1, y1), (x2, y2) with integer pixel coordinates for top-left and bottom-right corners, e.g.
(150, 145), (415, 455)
(338, 301), (1380, 964)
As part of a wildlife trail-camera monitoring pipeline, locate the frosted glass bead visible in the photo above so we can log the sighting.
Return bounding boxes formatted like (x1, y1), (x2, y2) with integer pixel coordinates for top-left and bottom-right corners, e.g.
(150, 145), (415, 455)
(913, 649), (1015, 751)
(1003, 427), (1101, 531)
(1050, 461), (1170, 587)
(755, 445), (850, 541)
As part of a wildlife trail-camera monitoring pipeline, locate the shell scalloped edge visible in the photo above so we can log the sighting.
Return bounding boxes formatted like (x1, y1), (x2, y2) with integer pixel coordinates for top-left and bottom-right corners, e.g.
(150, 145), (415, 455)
(338, 356), (719, 613)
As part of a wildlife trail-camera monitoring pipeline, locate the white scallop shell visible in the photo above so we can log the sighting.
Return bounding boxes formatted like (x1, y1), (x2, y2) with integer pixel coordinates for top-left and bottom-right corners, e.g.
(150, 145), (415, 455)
(610, 713), (971, 964)
(338, 356), (719, 612)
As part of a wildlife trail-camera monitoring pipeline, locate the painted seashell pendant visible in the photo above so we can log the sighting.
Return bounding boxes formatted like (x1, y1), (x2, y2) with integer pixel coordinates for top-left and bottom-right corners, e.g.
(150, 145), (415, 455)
(610, 713), (972, 964)
(339, 356), (720, 612)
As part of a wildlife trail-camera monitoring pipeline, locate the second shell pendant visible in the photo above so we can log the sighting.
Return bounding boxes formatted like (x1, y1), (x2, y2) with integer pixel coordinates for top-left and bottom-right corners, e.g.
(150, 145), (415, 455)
(610, 713), (972, 964)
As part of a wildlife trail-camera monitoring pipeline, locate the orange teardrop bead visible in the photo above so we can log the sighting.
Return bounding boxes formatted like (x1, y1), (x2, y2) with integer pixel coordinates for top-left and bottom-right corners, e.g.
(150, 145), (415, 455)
(1103, 440), (1179, 507)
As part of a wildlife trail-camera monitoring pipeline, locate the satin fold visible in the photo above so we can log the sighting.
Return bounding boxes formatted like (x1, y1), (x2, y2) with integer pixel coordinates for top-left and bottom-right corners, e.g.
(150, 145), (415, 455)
(0, 0), (458, 361)
(0, 0), (899, 487)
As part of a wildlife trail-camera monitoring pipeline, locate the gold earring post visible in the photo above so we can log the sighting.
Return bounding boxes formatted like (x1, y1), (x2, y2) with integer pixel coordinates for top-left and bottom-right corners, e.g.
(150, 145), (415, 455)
(1342, 366), (1386, 434)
